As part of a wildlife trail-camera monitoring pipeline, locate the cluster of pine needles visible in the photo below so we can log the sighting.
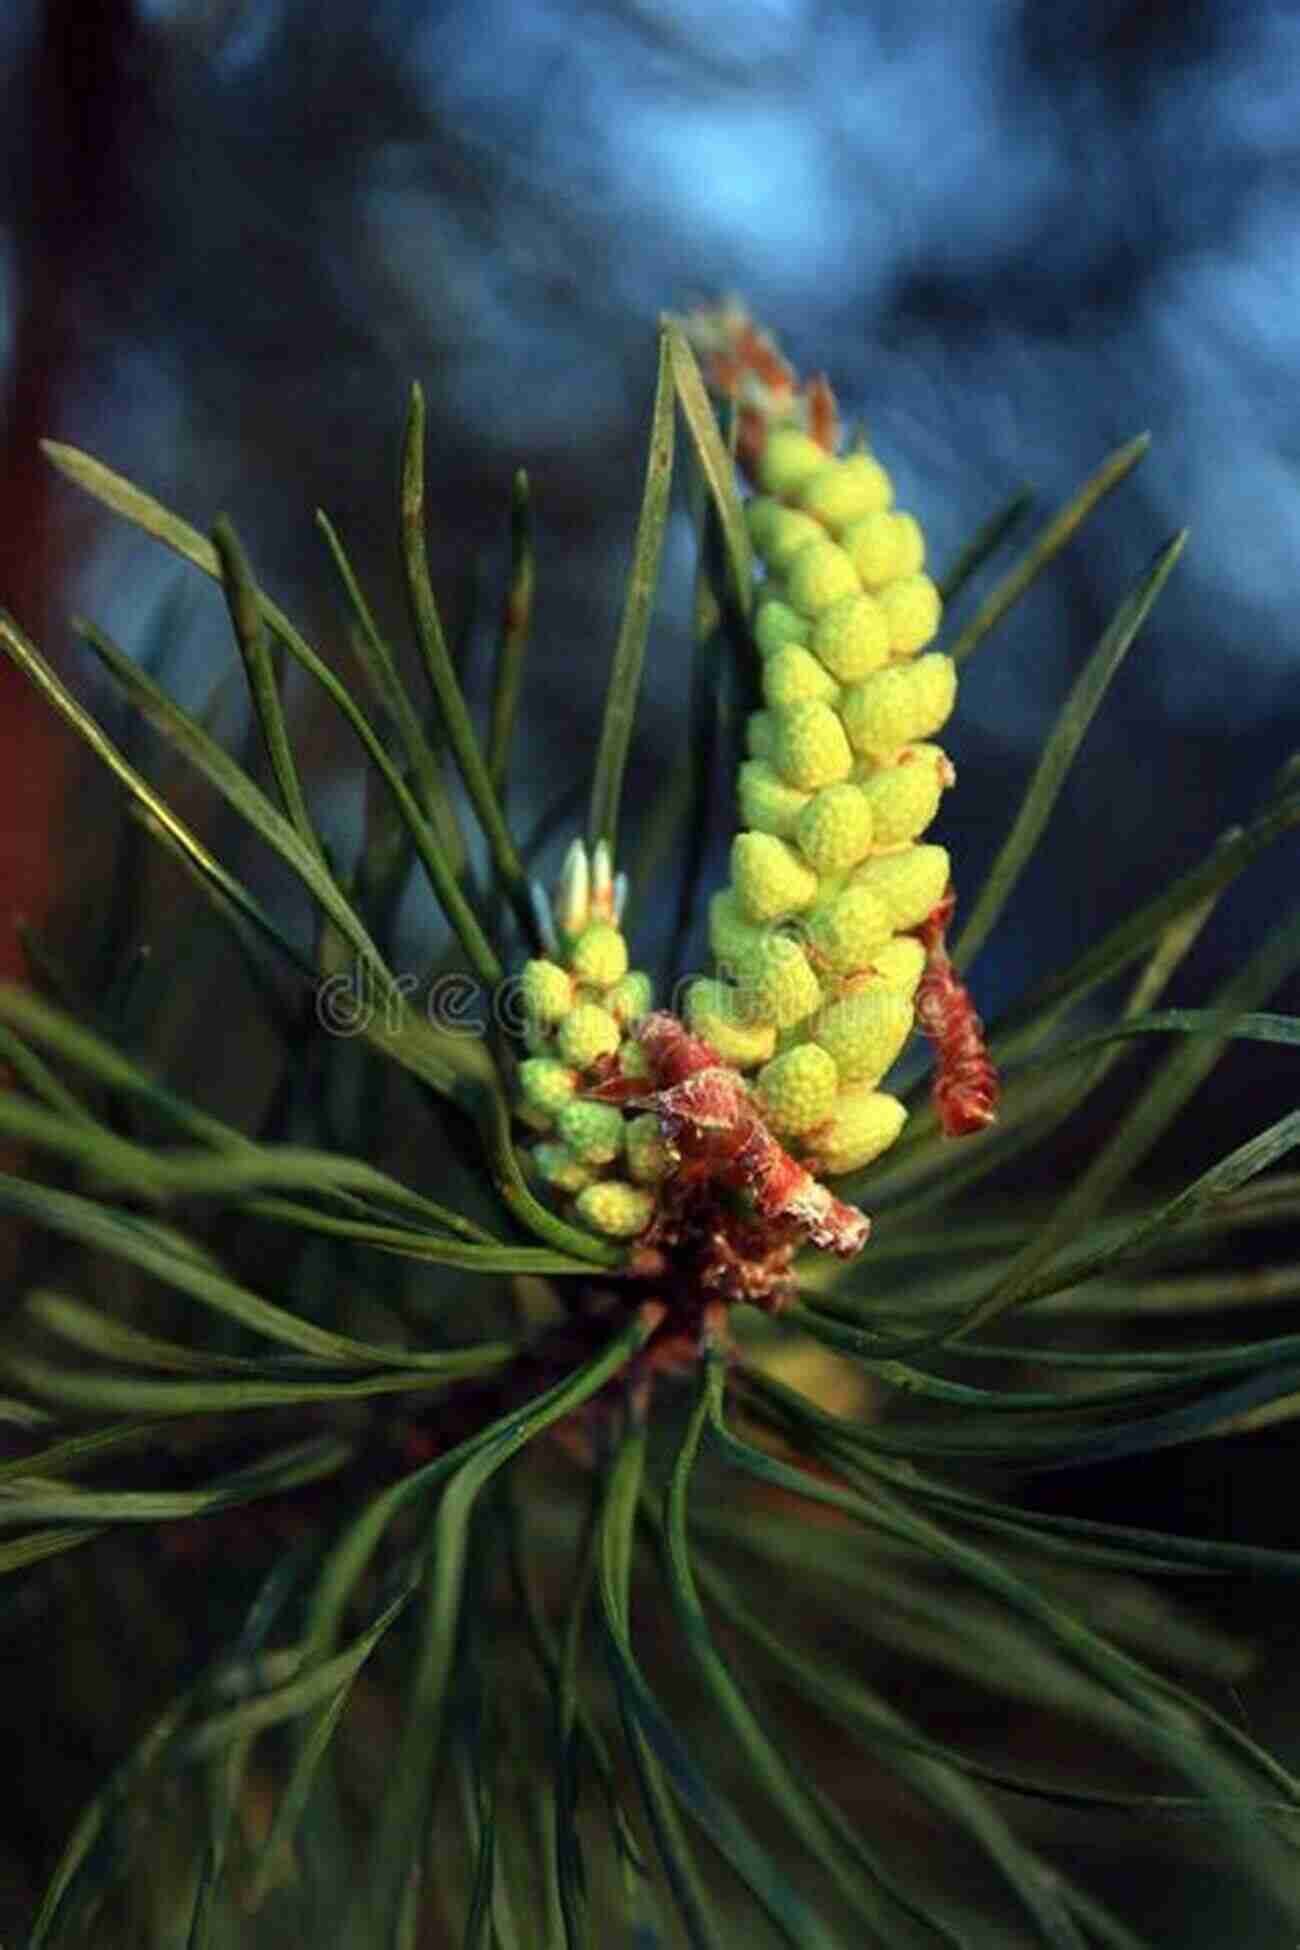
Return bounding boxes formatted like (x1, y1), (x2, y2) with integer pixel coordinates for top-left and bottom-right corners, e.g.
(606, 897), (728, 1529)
(1, 318), (1300, 1946)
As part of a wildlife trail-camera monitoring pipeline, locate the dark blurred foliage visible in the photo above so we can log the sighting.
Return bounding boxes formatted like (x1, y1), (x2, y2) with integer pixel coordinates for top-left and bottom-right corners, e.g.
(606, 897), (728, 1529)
(2, 0), (1298, 1127)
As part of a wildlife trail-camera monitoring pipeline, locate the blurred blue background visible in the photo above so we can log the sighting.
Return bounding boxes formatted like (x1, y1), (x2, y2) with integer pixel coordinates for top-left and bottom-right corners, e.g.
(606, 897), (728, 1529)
(3, 0), (1298, 1152)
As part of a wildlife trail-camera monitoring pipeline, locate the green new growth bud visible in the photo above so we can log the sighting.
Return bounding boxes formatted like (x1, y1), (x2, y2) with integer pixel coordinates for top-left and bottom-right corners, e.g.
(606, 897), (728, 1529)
(732, 832), (820, 922)
(747, 710), (777, 761)
(754, 598), (810, 658)
(840, 655), (957, 759)
(810, 1089), (907, 1176)
(804, 884), (894, 974)
(734, 932), (822, 1029)
(709, 889), (767, 968)
(519, 1057), (578, 1120)
(867, 935), (927, 997)
(556, 1002), (621, 1069)
(795, 454), (893, 530)
(686, 978), (778, 1067)
(619, 1041), (651, 1081)
(858, 744), (953, 845)
(841, 511), (918, 590)
(763, 644), (841, 710)
(738, 759), (811, 840)
(813, 984), (914, 1085)
(810, 593), (892, 682)
(569, 921), (629, 989)
(522, 959), (574, 1027)
(606, 970), (653, 1027)
(796, 783), (874, 874)
(755, 1043), (839, 1135)
(533, 1141), (596, 1193)
(853, 844), (950, 930)
(879, 574), (943, 656)
(785, 540), (862, 616)
(756, 427), (830, 497)
(771, 700), (853, 790)
(557, 1099), (626, 1166)
(764, 508), (827, 572)
(626, 1112), (672, 1185)
(575, 1180), (656, 1238)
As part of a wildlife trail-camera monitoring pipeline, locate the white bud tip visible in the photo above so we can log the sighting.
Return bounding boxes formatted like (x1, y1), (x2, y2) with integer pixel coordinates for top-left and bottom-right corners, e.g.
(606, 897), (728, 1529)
(591, 837), (614, 917)
(555, 838), (591, 938)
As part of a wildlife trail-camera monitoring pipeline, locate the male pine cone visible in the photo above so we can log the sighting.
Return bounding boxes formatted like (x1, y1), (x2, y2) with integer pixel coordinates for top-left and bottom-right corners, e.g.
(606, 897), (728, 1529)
(687, 428), (957, 1178)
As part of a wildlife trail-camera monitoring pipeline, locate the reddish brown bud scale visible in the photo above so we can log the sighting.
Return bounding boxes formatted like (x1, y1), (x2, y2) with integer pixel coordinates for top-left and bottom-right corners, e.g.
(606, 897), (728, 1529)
(583, 1057), (648, 1108)
(627, 1012), (871, 1282)
(637, 1010), (724, 1086)
(803, 374), (841, 457)
(720, 320), (798, 403)
(686, 304), (841, 482)
(912, 886), (1000, 1137)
